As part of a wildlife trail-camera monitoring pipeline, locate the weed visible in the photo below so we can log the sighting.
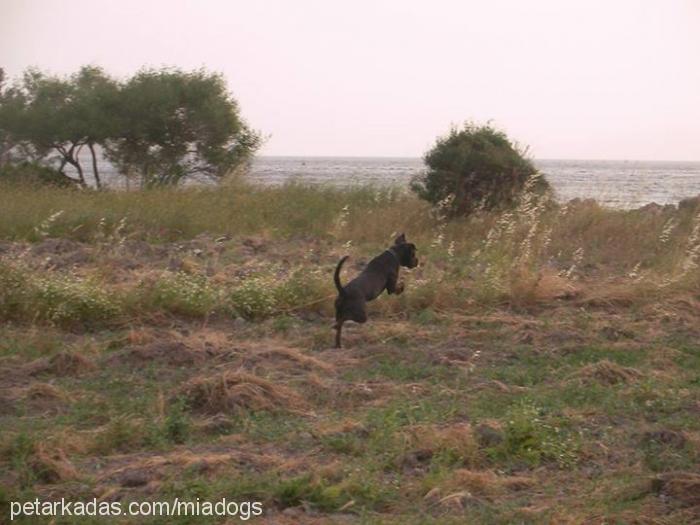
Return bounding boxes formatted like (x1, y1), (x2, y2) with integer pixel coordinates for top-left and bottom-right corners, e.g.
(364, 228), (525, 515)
(488, 400), (580, 469)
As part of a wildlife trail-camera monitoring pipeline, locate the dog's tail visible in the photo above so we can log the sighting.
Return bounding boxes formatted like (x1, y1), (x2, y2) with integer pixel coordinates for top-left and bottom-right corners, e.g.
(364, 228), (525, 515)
(334, 255), (349, 296)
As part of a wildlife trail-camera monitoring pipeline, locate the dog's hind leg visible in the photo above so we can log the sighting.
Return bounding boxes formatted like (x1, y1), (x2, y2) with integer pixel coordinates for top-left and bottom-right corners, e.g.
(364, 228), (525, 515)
(334, 320), (344, 349)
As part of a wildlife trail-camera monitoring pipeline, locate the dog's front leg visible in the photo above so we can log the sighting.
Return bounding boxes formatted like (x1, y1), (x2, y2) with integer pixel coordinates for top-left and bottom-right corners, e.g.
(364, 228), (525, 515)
(386, 273), (404, 295)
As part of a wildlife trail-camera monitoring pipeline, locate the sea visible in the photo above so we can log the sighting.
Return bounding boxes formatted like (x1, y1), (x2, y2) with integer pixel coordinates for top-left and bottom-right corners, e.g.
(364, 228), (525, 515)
(70, 153), (700, 209)
(250, 157), (700, 209)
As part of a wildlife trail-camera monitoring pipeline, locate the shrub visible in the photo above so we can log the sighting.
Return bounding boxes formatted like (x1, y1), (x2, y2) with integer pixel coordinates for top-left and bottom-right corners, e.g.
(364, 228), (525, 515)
(0, 262), (119, 328)
(411, 123), (550, 217)
(226, 268), (331, 320)
(33, 275), (120, 328)
(227, 275), (278, 320)
(0, 162), (75, 188)
(145, 272), (220, 317)
(0, 262), (31, 320)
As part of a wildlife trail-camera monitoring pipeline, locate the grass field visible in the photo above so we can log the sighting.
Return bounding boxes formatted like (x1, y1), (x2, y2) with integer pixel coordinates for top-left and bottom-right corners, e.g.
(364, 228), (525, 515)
(1, 180), (699, 524)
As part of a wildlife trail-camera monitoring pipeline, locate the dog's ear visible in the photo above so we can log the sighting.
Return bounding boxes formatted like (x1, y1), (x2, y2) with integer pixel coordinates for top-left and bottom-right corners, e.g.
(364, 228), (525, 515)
(394, 233), (406, 245)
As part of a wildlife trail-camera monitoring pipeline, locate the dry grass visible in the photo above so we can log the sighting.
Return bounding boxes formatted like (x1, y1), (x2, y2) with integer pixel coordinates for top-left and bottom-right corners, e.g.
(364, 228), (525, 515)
(1, 182), (699, 524)
(179, 371), (309, 415)
(404, 422), (480, 468)
(653, 472), (700, 512)
(30, 444), (79, 483)
(430, 469), (534, 498)
(27, 351), (96, 376)
(572, 359), (644, 385)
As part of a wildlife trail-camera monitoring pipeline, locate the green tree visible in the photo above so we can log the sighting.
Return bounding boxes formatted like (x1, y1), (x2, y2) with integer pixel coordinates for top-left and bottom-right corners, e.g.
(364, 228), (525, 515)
(0, 68), (28, 167)
(104, 68), (260, 187)
(0, 66), (118, 188)
(411, 123), (550, 217)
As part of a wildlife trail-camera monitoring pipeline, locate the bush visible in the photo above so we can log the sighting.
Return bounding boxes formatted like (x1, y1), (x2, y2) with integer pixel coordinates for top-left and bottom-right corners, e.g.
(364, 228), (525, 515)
(145, 272), (220, 317)
(33, 275), (120, 328)
(411, 123), (550, 217)
(0, 162), (75, 188)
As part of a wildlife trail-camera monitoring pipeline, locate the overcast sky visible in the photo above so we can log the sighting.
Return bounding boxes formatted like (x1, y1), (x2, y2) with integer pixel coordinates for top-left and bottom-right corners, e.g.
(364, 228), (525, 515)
(1, 0), (698, 160)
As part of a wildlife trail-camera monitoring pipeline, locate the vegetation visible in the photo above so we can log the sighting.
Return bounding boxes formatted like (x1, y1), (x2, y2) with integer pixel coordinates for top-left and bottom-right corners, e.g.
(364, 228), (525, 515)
(0, 66), (260, 188)
(412, 123), (551, 217)
(0, 180), (699, 523)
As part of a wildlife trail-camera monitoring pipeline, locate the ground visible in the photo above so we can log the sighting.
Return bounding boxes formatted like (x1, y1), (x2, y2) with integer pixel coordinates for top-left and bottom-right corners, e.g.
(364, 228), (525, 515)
(1, 234), (699, 524)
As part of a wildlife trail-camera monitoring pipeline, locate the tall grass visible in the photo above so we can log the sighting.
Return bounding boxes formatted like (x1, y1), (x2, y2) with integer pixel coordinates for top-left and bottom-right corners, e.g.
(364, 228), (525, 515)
(0, 180), (420, 242)
(0, 179), (698, 328)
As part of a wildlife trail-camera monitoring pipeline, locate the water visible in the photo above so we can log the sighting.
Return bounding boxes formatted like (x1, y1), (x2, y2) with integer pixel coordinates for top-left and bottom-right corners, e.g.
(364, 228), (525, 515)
(251, 157), (700, 209)
(69, 151), (700, 209)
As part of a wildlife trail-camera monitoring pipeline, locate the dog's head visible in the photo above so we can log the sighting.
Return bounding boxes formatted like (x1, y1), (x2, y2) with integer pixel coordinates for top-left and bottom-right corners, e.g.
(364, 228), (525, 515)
(392, 233), (419, 268)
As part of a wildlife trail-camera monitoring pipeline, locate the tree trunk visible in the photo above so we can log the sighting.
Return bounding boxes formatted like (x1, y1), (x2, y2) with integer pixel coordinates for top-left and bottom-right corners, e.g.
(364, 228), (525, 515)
(55, 143), (85, 187)
(88, 142), (101, 189)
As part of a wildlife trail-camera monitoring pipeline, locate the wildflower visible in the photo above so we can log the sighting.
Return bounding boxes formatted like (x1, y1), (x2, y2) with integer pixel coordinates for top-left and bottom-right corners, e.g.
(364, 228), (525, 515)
(34, 210), (65, 238)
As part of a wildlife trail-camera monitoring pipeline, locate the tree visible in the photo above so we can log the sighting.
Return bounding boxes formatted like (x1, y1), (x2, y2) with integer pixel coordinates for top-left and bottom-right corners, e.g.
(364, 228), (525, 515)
(411, 123), (550, 217)
(104, 68), (260, 187)
(0, 66), (118, 188)
(0, 68), (27, 167)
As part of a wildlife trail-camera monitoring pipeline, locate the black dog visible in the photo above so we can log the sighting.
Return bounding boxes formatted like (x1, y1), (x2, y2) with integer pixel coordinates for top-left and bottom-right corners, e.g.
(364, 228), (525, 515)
(333, 233), (418, 348)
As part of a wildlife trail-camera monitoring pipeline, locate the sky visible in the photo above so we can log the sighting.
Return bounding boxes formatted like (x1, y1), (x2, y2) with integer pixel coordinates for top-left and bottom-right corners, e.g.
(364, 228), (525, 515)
(1, 0), (699, 160)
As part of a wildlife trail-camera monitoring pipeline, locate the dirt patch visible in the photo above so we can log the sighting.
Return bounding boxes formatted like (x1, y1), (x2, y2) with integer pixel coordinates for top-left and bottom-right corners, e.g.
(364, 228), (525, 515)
(105, 341), (203, 367)
(180, 371), (308, 415)
(31, 239), (92, 269)
(93, 448), (281, 494)
(27, 352), (95, 376)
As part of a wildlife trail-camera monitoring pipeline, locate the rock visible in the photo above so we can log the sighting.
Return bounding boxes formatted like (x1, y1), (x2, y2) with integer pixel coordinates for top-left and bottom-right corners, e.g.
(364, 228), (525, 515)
(119, 470), (150, 487)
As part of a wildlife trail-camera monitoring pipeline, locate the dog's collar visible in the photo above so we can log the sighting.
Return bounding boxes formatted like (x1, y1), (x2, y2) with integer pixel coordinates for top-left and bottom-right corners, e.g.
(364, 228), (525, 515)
(386, 248), (400, 262)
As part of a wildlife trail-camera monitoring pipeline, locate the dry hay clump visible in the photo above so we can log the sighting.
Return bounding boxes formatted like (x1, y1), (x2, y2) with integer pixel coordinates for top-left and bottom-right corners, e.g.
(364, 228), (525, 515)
(9, 382), (73, 414)
(571, 359), (643, 385)
(27, 351), (95, 377)
(652, 471), (700, 512)
(401, 423), (480, 470)
(244, 345), (334, 374)
(429, 469), (534, 499)
(97, 449), (279, 490)
(179, 371), (308, 415)
(23, 382), (69, 402)
(424, 469), (534, 512)
(29, 444), (79, 484)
